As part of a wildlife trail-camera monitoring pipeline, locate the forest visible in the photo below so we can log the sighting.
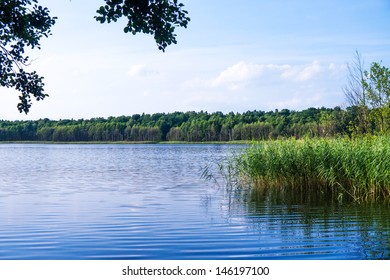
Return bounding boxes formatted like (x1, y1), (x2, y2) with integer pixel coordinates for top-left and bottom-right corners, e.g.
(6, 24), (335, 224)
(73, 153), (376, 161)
(0, 106), (384, 142)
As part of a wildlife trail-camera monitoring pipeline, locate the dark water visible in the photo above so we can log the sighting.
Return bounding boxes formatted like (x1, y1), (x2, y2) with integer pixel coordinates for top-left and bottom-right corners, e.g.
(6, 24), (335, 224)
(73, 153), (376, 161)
(0, 144), (389, 260)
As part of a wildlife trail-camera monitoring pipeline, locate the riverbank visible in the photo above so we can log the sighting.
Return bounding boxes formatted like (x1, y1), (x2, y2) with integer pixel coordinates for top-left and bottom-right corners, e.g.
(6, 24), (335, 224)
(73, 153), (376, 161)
(228, 136), (390, 202)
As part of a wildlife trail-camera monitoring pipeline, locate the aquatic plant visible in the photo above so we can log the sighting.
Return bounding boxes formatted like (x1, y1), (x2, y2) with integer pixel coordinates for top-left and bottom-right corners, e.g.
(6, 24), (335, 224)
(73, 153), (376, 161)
(230, 136), (390, 202)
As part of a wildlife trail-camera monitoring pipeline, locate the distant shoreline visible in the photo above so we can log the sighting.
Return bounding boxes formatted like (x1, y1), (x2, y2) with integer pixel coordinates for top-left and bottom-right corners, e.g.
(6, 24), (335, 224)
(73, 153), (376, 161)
(0, 140), (252, 145)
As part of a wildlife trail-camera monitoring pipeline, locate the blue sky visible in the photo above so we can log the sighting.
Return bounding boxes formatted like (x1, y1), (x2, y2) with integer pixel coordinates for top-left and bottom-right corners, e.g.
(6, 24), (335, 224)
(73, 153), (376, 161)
(1, 0), (390, 120)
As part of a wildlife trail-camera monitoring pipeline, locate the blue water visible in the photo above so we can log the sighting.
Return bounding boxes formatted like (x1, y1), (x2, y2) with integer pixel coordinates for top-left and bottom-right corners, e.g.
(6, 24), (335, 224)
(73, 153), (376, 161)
(0, 144), (389, 259)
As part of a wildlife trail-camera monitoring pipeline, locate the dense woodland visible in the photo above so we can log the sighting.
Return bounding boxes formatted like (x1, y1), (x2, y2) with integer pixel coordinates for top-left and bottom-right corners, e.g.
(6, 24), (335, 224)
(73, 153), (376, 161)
(0, 106), (386, 142)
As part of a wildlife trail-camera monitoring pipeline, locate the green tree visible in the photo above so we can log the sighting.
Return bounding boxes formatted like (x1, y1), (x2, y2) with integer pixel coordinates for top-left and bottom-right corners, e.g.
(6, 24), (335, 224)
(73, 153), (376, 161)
(0, 0), (56, 113)
(95, 0), (190, 52)
(365, 62), (390, 133)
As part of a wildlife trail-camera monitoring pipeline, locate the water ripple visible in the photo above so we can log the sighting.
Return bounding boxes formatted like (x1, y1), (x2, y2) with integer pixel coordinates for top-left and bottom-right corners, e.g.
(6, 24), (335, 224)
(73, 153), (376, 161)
(0, 144), (389, 259)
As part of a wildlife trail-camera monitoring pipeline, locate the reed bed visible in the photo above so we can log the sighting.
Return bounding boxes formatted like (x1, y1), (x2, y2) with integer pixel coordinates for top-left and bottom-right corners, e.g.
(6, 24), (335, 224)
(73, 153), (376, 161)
(231, 136), (390, 202)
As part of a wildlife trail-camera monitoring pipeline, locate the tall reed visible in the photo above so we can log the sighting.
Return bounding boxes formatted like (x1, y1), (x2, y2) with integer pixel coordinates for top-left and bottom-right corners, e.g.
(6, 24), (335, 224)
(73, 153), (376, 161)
(231, 136), (390, 202)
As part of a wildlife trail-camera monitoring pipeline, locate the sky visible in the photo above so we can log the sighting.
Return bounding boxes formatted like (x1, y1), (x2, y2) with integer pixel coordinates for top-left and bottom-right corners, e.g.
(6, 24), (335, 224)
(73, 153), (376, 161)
(1, 0), (390, 120)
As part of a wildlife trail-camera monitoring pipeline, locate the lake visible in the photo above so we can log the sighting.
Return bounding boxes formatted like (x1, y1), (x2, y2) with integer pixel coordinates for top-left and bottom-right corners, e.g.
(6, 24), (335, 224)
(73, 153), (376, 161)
(0, 144), (389, 259)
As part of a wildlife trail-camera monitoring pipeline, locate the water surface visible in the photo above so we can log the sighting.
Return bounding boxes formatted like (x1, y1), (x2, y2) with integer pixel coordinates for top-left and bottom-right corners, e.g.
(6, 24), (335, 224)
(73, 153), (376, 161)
(0, 144), (388, 259)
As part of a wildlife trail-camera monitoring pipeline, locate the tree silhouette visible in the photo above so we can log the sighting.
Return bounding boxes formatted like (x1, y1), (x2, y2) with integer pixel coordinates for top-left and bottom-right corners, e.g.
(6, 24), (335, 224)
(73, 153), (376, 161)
(0, 0), (189, 113)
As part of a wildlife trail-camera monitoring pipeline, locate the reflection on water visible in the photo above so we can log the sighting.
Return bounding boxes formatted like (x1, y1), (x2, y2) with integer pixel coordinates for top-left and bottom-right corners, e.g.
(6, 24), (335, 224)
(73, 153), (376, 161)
(0, 144), (389, 259)
(229, 189), (390, 259)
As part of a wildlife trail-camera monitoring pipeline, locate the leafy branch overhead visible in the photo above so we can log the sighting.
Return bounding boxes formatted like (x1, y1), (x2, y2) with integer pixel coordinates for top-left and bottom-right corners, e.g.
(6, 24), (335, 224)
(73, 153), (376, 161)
(95, 0), (190, 51)
(1, 0), (190, 114)
(0, 0), (56, 113)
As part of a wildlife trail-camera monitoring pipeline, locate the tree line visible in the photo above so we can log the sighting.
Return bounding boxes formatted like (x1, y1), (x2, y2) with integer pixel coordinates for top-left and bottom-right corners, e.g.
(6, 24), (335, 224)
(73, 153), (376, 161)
(0, 106), (383, 142)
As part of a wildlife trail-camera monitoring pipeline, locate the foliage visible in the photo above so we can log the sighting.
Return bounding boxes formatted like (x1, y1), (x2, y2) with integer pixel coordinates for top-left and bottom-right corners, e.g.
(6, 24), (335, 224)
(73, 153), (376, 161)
(95, 0), (190, 51)
(0, 0), (56, 113)
(0, 107), (371, 142)
(1, 0), (189, 114)
(344, 52), (390, 134)
(364, 62), (390, 133)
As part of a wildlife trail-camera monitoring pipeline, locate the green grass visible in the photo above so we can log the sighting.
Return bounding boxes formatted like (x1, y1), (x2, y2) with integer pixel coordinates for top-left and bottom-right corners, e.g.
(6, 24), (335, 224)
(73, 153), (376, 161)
(229, 136), (390, 202)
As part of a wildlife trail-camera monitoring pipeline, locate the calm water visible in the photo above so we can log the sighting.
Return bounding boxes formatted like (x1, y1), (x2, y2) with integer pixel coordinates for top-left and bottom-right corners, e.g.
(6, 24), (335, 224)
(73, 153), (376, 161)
(0, 144), (389, 260)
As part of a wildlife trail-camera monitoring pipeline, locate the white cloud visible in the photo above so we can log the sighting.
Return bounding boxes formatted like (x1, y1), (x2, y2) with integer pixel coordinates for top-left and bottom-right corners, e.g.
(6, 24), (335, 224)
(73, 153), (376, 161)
(280, 60), (322, 81)
(212, 61), (264, 89)
(185, 60), (326, 92)
(271, 93), (323, 109)
(329, 63), (336, 71)
(178, 59), (346, 114)
(328, 62), (347, 76)
(127, 64), (159, 78)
